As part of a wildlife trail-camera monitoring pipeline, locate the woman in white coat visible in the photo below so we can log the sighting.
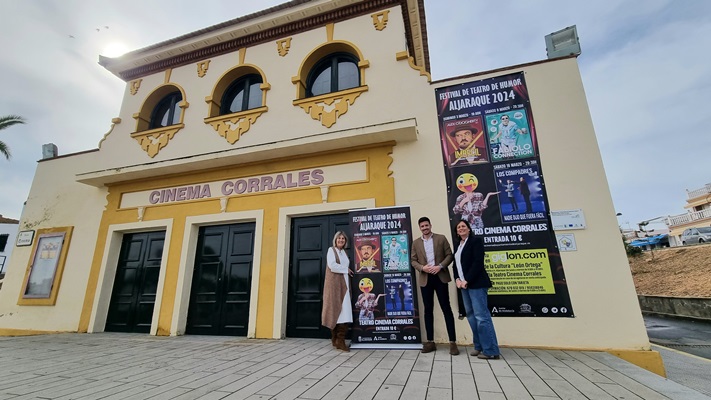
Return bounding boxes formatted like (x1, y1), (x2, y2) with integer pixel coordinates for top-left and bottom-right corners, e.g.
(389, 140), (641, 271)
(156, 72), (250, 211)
(322, 231), (354, 351)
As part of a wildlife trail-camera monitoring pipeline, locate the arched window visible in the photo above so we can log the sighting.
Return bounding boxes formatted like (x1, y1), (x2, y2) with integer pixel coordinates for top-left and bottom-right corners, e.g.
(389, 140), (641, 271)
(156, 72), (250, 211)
(306, 53), (359, 97)
(149, 91), (182, 129)
(220, 74), (263, 115)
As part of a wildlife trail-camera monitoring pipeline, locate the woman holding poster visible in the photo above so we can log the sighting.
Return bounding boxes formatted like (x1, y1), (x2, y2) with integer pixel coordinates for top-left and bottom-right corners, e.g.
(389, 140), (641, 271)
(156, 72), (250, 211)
(322, 231), (354, 352)
(453, 220), (501, 360)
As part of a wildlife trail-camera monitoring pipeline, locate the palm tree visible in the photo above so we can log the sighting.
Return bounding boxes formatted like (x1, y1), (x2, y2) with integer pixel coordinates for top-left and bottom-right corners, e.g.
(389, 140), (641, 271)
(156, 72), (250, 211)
(0, 115), (26, 160)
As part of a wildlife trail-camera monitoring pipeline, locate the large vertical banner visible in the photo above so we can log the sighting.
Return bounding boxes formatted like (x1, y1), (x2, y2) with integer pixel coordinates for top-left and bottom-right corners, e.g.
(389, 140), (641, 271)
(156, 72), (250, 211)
(436, 72), (574, 317)
(349, 206), (422, 349)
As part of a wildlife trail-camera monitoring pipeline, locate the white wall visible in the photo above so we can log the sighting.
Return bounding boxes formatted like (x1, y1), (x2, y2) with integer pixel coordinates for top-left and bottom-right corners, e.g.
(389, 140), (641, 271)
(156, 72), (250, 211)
(0, 222), (18, 274)
(0, 153), (107, 331)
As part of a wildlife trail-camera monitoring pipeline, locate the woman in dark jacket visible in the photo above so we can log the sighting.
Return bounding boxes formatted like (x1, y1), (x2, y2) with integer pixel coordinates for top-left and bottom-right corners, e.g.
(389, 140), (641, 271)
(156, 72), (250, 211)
(453, 219), (500, 359)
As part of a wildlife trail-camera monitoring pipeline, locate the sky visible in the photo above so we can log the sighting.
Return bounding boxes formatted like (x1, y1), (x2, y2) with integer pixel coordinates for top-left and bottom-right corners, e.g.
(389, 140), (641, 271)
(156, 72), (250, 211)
(1, 0), (710, 231)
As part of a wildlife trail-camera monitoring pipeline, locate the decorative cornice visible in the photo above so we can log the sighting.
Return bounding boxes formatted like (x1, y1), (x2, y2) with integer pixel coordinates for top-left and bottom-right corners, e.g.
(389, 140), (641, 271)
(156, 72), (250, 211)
(204, 107), (268, 144)
(293, 86), (368, 128)
(130, 125), (184, 158)
(396, 51), (431, 82)
(116, 0), (412, 81)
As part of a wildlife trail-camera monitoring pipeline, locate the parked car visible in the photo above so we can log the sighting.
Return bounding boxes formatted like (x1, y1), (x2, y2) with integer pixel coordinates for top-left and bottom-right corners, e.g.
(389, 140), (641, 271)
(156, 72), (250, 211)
(681, 227), (711, 245)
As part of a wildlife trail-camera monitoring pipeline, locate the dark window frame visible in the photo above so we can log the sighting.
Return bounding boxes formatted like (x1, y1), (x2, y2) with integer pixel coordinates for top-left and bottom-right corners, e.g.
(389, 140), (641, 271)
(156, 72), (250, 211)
(306, 52), (359, 98)
(149, 91), (182, 129)
(0, 234), (8, 252)
(220, 74), (263, 115)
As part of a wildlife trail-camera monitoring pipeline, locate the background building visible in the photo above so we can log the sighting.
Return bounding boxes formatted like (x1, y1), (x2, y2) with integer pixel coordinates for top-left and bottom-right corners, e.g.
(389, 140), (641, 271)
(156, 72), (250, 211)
(0, 0), (659, 373)
(0, 215), (19, 279)
(666, 183), (711, 246)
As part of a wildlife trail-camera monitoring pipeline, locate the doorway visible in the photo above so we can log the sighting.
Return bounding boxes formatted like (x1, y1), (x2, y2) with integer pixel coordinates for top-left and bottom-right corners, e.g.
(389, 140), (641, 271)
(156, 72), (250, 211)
(105, 231), (165, 333)
(186, 223), (256, 336)
(286, 214), (349, 338)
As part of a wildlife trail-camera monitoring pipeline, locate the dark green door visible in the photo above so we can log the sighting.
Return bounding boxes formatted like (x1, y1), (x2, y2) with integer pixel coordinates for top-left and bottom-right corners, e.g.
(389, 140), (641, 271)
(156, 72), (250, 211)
(186, 223), (255, 336)
(105, 231), (165, 333)
(287, 214), (349, 338)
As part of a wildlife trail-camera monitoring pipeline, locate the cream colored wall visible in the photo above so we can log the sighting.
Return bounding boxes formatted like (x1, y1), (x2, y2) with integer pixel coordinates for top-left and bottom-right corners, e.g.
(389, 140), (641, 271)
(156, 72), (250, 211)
(0, 153), (106, 332)
(2, 3), (649, 350)
(397, 58), (649, 350)
(94, 6), (418, 172)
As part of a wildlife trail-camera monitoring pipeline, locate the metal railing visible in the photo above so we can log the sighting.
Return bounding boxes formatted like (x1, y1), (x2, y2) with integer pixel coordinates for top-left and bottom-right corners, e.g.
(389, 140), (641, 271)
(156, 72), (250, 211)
(666, 208), (711, 227)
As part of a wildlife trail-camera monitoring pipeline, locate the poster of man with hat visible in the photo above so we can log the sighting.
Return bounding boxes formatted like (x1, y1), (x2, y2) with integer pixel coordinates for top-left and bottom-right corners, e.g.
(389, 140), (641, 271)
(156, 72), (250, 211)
(355, 236), (381, 273)
(442, 116), (488, 167)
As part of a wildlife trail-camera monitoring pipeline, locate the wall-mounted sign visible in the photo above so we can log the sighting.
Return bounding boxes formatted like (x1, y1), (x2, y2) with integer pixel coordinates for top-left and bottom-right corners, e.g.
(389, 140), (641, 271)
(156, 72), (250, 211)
(120, 161), (367, 209)
(551, 209), (586, 230)
(16, 230), (35, 247)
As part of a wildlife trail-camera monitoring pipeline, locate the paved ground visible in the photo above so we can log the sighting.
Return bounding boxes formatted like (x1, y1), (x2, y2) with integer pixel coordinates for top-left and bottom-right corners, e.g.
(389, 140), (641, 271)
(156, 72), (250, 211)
(0, 333), (708, 400)
(645, 314), (711, 360)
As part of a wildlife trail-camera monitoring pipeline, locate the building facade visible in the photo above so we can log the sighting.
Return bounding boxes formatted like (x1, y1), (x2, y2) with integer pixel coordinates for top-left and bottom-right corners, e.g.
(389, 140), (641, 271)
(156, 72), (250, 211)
(666, 183), (711, 246)
(0, 215), (19, 276)
(0, 0), (659, 372)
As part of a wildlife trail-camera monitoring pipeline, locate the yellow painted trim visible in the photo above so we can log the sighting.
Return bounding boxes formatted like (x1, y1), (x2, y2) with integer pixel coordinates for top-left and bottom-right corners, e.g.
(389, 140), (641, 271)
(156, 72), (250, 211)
(17, 226), (74, 306)
(131, 124), (184, 158)
(79, 144), (395, 338)
(131, 83), (189, 157)
(276, 38), (292, 57)
(293, 86), (368, 128)
(396, 51), (432, 82)
(371, 10), (390, 31)
(204, 64), (270, 119)
(491, 343), (666, 377)
(239, 48), (246, 65)
(130, 79), (142, 95)
(204, 106), (268, 144)
(164, 68), (172, 83)
(0, 328), (66, 337)
(607, 349), (666, 377)
(326, 23), (334, 42)
(292, 39), (369, 99)
(197, 60), (210, 78)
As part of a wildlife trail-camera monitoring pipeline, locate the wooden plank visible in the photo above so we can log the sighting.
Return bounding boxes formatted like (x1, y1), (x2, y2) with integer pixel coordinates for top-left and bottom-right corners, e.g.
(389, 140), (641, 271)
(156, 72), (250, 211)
(400, 370), (429, 400)
(345, 368), (389, 400)
(497, 376), (534, 400)
(551, 366), (615, 399)
(299, 366), (354, 399)
(510, 364), (558, 397)
(470, 363), (502, 394)
(383, 357), (415, 386)
(321, 380), (359, 400)
(452, 373), (479, 400)
(426, 387), (452, 399)
(429, 360), (453, 389)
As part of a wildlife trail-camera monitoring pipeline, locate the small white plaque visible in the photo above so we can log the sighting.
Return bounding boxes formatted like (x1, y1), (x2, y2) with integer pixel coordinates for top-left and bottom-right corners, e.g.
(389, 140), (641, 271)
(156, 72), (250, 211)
(16, 230), (35, 247)
(556, 233), (577, 252)
(551, 209), (586, 230)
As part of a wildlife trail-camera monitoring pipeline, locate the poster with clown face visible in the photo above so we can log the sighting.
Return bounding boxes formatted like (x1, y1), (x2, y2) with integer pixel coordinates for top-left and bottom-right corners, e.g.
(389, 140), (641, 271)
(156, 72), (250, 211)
(349, 206), (421, 349)
(435, 72), (574, 318)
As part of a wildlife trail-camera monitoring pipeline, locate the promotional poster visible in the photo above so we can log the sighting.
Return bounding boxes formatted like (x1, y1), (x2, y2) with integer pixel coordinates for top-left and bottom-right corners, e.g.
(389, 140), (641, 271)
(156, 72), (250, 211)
(436, 72), (574, 317)
(349, 207), (421, 348)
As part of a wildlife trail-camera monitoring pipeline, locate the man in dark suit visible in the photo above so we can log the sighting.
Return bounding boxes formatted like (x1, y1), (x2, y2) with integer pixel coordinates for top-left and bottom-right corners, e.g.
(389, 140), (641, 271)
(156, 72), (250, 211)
(411, 216), (459, 355)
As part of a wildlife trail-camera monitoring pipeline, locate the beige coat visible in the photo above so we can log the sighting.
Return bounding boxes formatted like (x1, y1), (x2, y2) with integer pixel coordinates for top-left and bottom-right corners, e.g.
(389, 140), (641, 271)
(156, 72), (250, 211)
(411, 233), (454, 287)
(322, 247), (349, 330)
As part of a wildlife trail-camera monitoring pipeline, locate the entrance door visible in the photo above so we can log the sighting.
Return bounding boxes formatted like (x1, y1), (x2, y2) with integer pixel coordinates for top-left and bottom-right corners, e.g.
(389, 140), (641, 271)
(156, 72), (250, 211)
(105, 231), (165, 333)
(287, 214), (349, 338)
(186, 223), (256, 336)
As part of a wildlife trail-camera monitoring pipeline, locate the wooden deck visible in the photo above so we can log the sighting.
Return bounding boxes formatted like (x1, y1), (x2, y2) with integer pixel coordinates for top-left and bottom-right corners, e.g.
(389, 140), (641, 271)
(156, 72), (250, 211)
(0, 333), (707, 400)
